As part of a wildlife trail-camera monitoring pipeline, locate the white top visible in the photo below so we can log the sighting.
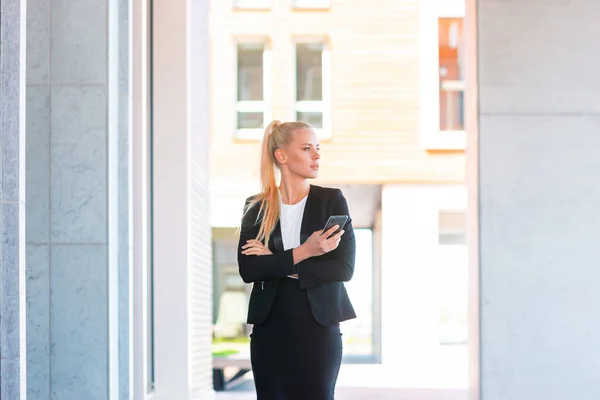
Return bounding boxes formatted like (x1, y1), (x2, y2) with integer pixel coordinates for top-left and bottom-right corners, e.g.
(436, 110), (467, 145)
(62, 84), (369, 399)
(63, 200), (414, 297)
(279, 192), (308, 279)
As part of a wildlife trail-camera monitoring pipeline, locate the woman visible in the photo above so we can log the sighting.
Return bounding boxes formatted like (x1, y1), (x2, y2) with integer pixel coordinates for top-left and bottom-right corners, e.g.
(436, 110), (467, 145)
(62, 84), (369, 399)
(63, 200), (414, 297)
(237, 120), (357, 400)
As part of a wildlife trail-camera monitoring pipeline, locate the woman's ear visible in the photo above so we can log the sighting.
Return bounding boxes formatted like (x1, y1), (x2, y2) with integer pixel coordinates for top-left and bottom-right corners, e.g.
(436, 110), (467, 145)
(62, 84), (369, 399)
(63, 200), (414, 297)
(274, 148), (286, 164)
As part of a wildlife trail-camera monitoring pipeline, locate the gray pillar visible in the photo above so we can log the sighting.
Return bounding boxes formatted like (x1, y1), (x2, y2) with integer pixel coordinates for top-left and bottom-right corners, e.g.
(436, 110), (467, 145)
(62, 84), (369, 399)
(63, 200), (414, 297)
(0, 0), (27, 398)
(118, 0), (131, 397)
(25, 0), (129, 397)
(477, 0), (600, 398)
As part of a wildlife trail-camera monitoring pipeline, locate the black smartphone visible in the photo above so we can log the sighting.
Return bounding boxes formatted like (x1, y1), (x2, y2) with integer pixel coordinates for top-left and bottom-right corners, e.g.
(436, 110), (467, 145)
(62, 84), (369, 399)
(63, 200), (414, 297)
(322, 215), (349, 237)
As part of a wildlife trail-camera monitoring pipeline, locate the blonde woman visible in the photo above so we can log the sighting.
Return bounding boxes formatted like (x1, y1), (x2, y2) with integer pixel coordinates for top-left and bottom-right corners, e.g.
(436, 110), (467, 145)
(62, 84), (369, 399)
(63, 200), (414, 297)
(238, 120), (356, 399)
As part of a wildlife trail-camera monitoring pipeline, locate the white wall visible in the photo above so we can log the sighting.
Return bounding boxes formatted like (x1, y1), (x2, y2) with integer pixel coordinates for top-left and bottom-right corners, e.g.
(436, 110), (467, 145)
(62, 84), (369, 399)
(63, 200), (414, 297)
(381, 185), (467, 381)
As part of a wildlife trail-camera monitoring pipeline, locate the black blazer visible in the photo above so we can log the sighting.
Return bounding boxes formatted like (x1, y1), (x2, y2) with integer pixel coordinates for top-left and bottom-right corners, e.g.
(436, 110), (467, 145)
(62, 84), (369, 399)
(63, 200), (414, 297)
(237, 185), (357, 327)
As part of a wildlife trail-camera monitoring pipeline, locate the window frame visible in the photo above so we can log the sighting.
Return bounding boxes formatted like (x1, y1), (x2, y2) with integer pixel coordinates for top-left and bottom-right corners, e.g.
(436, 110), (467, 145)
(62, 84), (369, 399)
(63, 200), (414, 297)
(292, 37), (332, 140)
(419, 0), (466, 150)
(132, 0), (155, 396)
(234, 39), (272, 140)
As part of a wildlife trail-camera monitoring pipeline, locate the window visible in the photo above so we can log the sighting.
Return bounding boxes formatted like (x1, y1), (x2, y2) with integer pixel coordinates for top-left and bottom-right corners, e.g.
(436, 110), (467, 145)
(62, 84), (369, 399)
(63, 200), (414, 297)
(419, 0), (466, 150)
(341, 229), (379, 362)
(291, 0), (331, 9)
(295, 42), (331, 138)
(439, 18), (464, 132)
(233, 0), (272, 9)
(236, 42), (271, 139)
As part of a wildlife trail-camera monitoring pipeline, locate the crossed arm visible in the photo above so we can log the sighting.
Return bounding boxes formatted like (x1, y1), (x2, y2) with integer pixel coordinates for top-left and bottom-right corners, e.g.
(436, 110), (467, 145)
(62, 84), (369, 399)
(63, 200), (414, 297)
(237, 191), (356, 290)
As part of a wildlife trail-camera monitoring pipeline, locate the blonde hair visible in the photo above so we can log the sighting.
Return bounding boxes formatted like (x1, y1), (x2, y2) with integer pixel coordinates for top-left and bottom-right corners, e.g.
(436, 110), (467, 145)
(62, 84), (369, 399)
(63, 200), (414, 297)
(244, 120), (314, 245)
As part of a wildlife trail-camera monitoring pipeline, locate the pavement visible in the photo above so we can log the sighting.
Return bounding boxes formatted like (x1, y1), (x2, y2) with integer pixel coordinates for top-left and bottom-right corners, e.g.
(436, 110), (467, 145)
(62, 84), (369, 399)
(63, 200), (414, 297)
(215, 345), (469, 399)
(216, 386), (467, 400)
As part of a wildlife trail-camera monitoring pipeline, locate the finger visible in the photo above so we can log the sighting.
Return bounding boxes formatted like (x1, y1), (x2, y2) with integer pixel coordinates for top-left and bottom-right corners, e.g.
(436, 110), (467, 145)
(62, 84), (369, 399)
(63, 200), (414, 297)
(250, 247), (271, 254)
(242, 246), (260, 254)
(327, 230), (345, 243)
(325, 225), (340, 237)
(243, 249), (262, 256)
(244, 241), (268, 250)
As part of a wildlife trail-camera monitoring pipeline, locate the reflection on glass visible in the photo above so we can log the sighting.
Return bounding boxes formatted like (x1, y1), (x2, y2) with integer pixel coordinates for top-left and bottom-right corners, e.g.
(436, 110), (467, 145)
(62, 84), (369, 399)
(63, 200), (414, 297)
(296, 111), (323, 128)
(296, 43), (323, 101)
(238, 112), (264, 130)
(237, 43), (264, 102)
(438, 18), (465, 131)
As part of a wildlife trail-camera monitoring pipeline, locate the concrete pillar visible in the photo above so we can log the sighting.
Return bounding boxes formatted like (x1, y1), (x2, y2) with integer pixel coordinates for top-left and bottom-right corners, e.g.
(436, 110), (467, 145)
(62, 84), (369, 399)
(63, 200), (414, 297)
(149, 0), (213, 397)
(0, 0), (27, 398)
(473, 0), (600, 398)
(25, 0), (128, 397)
(117, 0), (132, 397)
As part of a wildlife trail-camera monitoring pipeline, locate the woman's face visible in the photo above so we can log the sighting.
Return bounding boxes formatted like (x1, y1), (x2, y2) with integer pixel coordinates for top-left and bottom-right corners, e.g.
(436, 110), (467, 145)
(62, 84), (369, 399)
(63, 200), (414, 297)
(277, 128), (321, 179)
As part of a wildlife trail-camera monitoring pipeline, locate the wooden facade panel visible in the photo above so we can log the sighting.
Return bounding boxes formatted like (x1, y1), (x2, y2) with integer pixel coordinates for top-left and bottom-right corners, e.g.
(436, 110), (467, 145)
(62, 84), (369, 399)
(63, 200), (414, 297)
(210, 0), (465, 184)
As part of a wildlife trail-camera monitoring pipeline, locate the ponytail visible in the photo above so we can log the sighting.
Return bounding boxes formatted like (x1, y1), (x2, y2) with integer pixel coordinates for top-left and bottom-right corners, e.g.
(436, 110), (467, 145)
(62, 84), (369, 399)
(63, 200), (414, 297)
(244, 120), (282, 245)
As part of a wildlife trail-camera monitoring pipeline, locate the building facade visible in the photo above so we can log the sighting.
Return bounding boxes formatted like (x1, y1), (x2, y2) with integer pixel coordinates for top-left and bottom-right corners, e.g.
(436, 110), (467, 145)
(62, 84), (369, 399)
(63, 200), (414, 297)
(3, 0), (600, 399)
(210, 0), (466, 186)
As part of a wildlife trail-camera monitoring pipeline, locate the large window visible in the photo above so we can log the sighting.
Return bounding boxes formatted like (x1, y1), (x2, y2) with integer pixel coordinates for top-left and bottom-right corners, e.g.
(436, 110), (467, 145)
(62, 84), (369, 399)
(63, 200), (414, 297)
(342, 229), (379, 362)
(236, 42), (271, 139)
(295, 42), (331, 138)
(419, 0), (466, 150)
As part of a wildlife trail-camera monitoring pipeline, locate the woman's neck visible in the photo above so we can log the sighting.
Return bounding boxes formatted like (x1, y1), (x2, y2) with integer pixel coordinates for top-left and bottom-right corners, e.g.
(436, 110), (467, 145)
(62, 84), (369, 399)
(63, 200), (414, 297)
(278, 179), (310, 205)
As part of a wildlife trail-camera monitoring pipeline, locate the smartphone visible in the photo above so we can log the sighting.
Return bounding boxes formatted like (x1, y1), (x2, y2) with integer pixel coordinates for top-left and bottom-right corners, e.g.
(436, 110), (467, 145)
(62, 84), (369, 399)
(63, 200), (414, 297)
(322, 215), (349, 237)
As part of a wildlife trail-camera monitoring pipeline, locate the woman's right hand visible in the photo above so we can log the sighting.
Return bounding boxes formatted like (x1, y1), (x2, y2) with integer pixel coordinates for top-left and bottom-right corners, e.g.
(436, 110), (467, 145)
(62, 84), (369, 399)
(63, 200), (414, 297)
(302, 225), (345, 258)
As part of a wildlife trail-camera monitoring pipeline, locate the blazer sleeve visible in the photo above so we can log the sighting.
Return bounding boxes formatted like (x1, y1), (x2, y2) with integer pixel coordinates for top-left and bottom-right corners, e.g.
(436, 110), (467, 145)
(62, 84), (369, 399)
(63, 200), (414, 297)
(237, 199), (298, 283)
(297, 190), (356, 290)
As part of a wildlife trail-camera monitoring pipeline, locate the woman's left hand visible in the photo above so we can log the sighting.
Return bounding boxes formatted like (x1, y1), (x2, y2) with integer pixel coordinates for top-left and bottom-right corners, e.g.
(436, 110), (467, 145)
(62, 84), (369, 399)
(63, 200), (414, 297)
(241, 239), (273, 256)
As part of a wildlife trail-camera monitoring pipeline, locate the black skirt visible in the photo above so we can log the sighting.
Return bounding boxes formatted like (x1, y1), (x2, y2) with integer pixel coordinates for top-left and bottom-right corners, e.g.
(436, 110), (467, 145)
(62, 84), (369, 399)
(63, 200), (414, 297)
(250, 277), (343, 400)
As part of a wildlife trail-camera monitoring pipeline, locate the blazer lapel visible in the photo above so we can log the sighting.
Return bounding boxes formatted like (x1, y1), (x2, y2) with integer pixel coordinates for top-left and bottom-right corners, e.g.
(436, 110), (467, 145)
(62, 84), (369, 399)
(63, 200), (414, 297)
(271, 220), (284, 253)
(300, 185), (316, 245)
